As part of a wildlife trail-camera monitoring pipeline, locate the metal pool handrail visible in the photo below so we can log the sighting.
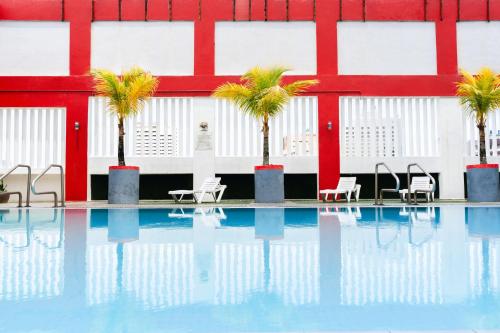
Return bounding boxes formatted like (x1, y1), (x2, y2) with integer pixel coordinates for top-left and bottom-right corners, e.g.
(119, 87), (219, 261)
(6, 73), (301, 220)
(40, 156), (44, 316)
(31, 164), (65, 208)
(374, 162), (400, 205)
(406, 163), (436, 205)
(0, 164), (32, 207)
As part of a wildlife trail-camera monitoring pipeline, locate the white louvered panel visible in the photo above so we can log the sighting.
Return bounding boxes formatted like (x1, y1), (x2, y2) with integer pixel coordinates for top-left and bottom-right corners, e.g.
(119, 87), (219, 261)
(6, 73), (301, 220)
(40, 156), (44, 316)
(463, 108), (500, 157)
(340, 97), (439, 158)
(0, 108), (66, 171)
(88, 97), (194, 158)
(215, 97), (318, 157)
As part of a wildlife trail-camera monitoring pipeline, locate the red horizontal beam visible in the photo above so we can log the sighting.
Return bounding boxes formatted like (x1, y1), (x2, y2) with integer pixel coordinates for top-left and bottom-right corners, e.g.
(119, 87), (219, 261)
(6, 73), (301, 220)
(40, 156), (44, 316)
(0, 75), (458, 95)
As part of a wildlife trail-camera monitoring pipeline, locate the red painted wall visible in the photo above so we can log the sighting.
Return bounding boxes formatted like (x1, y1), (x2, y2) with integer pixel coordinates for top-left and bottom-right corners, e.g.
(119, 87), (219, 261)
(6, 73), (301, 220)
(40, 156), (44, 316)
(0, 0), (486, 201)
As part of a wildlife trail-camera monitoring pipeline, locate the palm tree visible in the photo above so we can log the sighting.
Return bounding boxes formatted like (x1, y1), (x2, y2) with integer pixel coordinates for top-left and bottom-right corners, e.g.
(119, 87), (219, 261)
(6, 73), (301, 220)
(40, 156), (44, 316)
(457, 68), (500, 164)
(212, 66), (318, 165)
(91, 67), (159, 166)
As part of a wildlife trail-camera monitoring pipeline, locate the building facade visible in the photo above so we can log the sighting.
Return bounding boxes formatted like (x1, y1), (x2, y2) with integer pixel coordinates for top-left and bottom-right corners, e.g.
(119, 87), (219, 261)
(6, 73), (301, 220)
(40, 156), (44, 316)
(1, 0), (500, 201)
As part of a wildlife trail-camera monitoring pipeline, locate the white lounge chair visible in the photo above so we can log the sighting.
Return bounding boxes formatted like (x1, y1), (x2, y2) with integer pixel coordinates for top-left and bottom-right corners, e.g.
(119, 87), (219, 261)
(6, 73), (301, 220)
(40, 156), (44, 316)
(399, 176), (435, 202)
(168, 177), (227, 203)
(319, 177), (361, 203)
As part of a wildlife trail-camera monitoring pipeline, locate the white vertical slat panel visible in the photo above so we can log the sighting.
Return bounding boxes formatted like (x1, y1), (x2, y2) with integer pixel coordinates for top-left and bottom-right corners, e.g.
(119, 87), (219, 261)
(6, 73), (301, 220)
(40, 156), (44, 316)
(1, 111), (6, 163)
(214, 97), (318, 157)
(26, 110), (31, 164)
(17, 109), (23, 165)
(463, 108), (500, 157)
(49, 109), (55, 164)
(33, 109), (39, 168)
(0, 108), (65, 170)
(57, 109), (62, 164)
(88, 97), (194, 158)
(340, 97), (439, 158)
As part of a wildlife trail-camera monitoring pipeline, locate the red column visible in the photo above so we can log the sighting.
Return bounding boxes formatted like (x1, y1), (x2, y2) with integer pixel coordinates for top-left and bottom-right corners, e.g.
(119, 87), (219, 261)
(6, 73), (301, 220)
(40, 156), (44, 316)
(316, 0), (340, 192)
(65, 0), (92, 200)
(436, 0), (458, 75)
(318, 94), (340, 192)
(65, 93), (89, 201)
(194, 0), (216, 76)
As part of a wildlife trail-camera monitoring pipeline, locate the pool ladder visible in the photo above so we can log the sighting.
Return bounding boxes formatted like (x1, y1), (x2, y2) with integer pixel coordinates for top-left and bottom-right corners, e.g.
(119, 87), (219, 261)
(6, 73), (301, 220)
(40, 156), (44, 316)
(374, 162), (400, 205)
(374, 162), (436, 205)
(0, 164), (65, 207)
(0, 164), (32, 207)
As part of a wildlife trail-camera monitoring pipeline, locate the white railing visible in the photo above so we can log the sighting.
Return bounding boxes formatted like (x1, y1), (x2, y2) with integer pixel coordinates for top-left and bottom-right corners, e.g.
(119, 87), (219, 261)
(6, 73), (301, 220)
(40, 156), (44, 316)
(340, 97), (439, 158)
(88, 97), (194, 158)
(215, 97), (318, 157)
(463, 108), (500, 157)
(0, 108), (66, 171)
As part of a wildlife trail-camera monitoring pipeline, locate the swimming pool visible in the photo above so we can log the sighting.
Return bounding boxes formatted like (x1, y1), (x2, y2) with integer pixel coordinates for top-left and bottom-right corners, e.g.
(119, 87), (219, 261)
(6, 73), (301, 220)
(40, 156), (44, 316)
(0, 206), (499, 332)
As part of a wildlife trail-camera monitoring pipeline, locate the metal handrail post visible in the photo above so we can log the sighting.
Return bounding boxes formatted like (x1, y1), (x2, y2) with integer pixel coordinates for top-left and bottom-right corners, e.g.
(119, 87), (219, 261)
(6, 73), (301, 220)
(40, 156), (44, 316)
(374, 162), (400, 205)
(0, 164), (32, 207)
(31, 164), (65, 207)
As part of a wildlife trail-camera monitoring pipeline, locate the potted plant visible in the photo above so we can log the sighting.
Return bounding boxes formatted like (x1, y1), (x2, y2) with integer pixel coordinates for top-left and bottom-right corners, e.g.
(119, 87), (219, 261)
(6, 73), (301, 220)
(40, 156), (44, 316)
(91, 67), (159, 204)
(457, 67), (500, 202)
(213, 66), (318, 203)
(0, 180), (9, 204)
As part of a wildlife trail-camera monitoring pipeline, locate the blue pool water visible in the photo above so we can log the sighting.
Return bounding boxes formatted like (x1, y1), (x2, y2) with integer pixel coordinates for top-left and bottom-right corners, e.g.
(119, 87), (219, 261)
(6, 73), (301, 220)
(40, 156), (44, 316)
(0, 206), (499, 332)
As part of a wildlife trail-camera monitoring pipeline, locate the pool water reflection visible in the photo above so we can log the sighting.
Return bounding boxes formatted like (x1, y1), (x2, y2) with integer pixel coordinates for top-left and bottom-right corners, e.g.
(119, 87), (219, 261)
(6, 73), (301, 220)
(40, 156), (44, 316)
(0, 206), (499, 332)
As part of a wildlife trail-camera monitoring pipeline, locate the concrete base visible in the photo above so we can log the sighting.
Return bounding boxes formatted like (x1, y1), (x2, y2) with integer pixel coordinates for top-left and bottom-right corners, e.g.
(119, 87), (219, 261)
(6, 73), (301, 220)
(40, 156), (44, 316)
(108, 166), (140, 205)
(466, 164), (499, 202)
(254, 165), (284, 203)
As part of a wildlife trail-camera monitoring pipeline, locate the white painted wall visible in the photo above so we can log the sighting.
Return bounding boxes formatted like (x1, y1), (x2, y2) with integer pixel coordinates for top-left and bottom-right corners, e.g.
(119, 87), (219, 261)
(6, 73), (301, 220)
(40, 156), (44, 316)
(337, 22), (437, 75)
(215, 22), (317, 75)
(339, 96), (466, 199)
(91, 22), (194, 75)
(457, 22), (500, 73)
(0, 21), (69, 76)
(438, 98), (465, 199)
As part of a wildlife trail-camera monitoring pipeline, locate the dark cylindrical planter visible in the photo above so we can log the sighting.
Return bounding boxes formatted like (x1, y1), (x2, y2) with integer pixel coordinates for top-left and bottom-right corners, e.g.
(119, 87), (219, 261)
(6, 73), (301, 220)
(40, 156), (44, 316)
(254, 165), (284, 203)
(108, 166), (140, 204)
(0, 193), (10, 204)
(466, 164), (499, 202)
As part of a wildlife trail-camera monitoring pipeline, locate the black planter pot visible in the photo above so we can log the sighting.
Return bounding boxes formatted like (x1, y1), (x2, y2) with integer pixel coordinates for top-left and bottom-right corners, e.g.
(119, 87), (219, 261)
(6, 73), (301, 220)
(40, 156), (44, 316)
(466, 164), (500, 202)
(108, 166), (140, 204)
(0, 193), (10, 204)
(254, 165), (284, 203)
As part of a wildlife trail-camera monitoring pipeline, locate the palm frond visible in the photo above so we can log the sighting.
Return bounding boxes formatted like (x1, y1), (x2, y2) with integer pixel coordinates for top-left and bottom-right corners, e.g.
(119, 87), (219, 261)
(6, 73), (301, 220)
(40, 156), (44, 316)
(283, 79), (319, 96)
(212, 65), (318, 121)
(456, 67), (500, 126)
(90, 67), (159, 119)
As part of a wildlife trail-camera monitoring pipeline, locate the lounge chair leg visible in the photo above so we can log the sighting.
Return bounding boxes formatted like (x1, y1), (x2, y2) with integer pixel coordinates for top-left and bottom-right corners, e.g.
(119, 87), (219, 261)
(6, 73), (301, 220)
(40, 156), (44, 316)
(216, 188), (226, 203)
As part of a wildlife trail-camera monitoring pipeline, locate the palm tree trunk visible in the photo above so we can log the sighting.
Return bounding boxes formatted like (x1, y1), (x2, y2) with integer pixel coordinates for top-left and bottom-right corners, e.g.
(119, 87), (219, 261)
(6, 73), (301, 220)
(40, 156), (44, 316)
(118, 117), (126, 166)
(263, 119), (270, 166)
(478, 123), (487, 164)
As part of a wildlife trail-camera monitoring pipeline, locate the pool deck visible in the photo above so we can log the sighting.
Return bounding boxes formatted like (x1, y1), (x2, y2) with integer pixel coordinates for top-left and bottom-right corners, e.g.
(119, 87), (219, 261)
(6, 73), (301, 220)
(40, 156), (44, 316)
(3, 199), (500, 209)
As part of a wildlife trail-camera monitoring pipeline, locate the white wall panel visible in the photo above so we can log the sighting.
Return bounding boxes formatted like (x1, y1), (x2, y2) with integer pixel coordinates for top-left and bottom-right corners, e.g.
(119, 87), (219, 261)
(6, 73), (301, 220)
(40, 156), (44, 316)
(91, 22), (194, 75)
(338, 22), (437, 75)
(215, 97), (318, 157)
(89, 97), (194, 159)
(457, 22), (500, 73)
(0, 22), (69, 76)
(340, 97), (439, 158)
(463, 107), (500, 158)
(215, 22), (317, 75)
(0, 108), (66, 171)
